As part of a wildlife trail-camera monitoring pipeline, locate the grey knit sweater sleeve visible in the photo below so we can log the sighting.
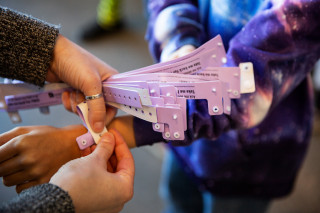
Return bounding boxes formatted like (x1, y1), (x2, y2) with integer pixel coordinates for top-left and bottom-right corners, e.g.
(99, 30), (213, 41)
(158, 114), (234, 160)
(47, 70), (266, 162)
(0, 183), (75, 213)
(0, 6), (59, 86)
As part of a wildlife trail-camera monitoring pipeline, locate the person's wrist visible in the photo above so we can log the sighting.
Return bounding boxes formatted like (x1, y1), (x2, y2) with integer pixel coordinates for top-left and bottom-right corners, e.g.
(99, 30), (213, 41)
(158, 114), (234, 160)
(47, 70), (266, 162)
(46, 34), (69, 82)
(108, 116), (136, 148)
(61, 124), (88, 158)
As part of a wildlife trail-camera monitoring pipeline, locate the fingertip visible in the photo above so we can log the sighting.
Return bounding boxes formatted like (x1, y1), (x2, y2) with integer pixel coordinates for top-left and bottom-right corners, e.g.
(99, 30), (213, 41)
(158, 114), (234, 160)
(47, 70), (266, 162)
(94, 132), (115, 152)
(93, 121), (105, 133)
(99, 132), (115, 144)
(93, 132), (115, 160)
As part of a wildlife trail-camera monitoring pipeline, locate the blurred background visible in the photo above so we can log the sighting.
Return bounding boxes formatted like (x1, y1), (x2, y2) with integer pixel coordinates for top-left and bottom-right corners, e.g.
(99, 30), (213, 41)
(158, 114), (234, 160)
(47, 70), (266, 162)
(0, 0), (319, 212)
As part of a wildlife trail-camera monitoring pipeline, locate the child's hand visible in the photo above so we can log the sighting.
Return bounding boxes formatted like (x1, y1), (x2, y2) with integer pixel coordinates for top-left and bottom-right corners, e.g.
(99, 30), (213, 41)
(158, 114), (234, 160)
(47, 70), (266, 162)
(0, 125), (86, 193)
(163, 45), (196, 62)
(62, 90), (117, 126)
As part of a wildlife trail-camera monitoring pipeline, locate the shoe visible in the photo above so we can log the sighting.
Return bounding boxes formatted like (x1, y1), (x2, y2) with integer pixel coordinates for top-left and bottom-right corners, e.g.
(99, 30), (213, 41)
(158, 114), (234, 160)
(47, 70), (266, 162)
(80, 21), (123, 41)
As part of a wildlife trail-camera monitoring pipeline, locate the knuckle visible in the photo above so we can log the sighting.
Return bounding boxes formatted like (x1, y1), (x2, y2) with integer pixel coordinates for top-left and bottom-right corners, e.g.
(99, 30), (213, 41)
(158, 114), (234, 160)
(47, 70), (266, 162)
(36, 125), (50, 130)
(30, 169), (40, 178)
(13, 134), (38, 151)
(30, 166), (48, 179)
(12, 126), (27, 133)
(83, 77), (101, 90)
(13, 138), (27, 151)
(19, 155), (35, 167)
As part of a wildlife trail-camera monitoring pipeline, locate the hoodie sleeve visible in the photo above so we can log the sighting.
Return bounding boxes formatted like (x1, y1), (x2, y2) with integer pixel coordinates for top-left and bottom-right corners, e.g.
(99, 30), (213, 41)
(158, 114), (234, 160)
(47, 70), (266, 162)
(134, 0), (320, 147)
(145, 0), (205, 62)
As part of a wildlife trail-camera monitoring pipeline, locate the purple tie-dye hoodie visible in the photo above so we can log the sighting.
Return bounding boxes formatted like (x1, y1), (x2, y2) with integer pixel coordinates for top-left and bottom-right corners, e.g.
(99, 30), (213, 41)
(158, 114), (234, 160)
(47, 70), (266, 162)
(133, 0), (320, 197)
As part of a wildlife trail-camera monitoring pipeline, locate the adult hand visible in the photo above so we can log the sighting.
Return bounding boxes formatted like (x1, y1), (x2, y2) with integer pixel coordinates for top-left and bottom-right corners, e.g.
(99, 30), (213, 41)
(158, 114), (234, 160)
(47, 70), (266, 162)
(46, 35), (118, 133)
(0, 125), (86, 193)
(61, 90), (117, 126)
(50, 129), (135, 213)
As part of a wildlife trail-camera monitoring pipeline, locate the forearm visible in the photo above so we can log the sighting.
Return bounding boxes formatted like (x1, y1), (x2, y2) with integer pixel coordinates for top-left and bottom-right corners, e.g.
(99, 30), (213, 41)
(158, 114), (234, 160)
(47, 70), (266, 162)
(108, 115), (137, 148)
(0, 6), (59, 86)
(107, 115), (165, 148)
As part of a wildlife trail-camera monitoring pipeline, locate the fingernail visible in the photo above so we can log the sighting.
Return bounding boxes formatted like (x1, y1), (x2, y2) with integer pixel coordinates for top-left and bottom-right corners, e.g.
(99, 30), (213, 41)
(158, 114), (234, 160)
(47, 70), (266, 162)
(93, 121), (104, 132)
(100, 133), (113, 143)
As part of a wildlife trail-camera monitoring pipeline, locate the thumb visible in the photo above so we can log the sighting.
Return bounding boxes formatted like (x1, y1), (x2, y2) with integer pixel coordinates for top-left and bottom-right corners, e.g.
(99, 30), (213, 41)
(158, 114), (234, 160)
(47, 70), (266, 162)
(92, 132), (115, 164)
(83, 79), (106, 133)
(87, 96), (107, 133)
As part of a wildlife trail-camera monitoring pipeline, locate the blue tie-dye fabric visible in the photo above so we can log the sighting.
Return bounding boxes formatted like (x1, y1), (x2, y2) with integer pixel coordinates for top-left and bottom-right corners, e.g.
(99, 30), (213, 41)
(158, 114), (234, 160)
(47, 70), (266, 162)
(204, 0), (265, 48)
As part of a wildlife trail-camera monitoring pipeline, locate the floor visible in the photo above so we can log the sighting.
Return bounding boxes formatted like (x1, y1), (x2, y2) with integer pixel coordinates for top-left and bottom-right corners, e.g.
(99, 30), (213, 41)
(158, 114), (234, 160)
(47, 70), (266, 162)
(0, 0), (319, 212)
